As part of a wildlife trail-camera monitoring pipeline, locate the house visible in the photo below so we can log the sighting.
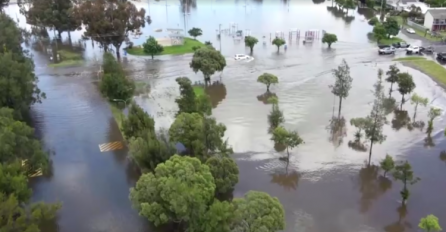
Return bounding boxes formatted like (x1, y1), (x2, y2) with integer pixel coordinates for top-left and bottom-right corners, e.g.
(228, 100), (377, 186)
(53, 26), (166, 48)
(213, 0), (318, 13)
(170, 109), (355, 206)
(387, 0), (417, 11)
(424, 8), (446, 31)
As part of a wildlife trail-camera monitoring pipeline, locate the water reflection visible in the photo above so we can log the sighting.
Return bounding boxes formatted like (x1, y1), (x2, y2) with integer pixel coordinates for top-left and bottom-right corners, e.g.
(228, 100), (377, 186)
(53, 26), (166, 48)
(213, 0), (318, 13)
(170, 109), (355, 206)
(327, 116), (347, 147)
(391, 110), (411, 131)
(440, 151), (446, 163)
(257, 91), (277, 105)
(326, 6), (355, 23)
(383, 205), (411, 232)
(356, 7), (376, 20)
(357, 164), (392, 213)
(270, 165), (300, 191)
(312, 0), (325, 4)
(205, 81), (227, 108)
(424, 135), (435, 148)
(383, 97), (398, 115)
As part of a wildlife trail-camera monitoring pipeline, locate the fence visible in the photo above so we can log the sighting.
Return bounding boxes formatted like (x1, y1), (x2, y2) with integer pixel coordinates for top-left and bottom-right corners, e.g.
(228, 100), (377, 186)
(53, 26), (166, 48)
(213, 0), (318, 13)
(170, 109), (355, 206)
(407, 20), (427, 32)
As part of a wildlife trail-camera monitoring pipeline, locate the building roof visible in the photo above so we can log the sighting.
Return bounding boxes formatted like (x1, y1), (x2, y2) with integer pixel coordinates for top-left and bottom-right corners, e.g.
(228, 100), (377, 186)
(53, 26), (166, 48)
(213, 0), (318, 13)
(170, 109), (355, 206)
(427, 8), (446, 19)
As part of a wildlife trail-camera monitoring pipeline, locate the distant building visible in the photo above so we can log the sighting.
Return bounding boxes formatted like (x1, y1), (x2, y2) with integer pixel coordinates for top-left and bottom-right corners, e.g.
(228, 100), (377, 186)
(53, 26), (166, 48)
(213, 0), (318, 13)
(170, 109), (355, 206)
(424, 8), (446, 31)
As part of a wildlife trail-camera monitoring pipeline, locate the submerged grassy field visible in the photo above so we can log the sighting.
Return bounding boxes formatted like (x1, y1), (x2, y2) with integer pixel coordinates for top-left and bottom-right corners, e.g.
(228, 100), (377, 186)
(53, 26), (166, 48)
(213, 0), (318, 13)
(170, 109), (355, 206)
(48, 49), (84, 68)
(126, 38), (204, 56)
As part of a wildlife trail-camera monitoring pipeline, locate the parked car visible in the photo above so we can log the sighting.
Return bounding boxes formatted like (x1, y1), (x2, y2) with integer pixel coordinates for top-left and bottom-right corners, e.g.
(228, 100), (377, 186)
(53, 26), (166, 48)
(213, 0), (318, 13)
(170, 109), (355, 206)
(379, 47), (396, 55)
(437, 52), (446, 61)
(393, 42), (410, 48)
(234, 54), (250, 60)
(420, 46), (434, 53)
(378, 44), (391, 49)
(406, 46), (421, 54)
(406, 28), (416, 34)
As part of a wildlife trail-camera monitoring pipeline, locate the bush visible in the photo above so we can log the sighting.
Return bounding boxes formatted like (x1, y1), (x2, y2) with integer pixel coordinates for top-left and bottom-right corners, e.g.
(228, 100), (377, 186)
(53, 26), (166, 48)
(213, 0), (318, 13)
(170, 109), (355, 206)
(369, 17), (379, 26)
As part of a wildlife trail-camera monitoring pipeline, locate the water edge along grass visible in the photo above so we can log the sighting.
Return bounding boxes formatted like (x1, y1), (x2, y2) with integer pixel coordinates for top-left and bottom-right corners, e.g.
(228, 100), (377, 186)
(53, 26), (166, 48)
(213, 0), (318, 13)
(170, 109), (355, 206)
(126, 38), (205, 56)
(394, 57), (446, 85)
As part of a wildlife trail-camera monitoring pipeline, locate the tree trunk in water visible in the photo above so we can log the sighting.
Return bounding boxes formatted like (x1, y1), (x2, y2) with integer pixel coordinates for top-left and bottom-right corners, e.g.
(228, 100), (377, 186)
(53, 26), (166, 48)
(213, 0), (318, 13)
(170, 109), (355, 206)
(151, 54), (154, 59)
(413, 104), (418, 120)
(68, 31), (72, 46)
(384, 170), (387, 177)
(338, 97), (343, 118)
(116, 50), (121, 60)
(389, 82), (393, 97)
(368, 140), (373, 166)
(250, 47), (253, 54)
(267, 84), (270, 92)
(286, 147), (290, 161)
(400, 94), (404, 110)
(57, 31), (62, 40)
(328, 43), (331, 48)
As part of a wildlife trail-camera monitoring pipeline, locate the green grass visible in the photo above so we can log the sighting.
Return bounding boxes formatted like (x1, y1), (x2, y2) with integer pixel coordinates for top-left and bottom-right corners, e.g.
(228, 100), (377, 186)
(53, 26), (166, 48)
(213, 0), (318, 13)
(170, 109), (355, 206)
(369, 33), (405, 45)
(394, 16), (443, 42)
(110, 104), (124, 131)
(395, 57), (446, 85)
(193, 86), (204, 97)
(126, 37), (205, 56)
(58, 49), (82, 60)
(48, 59), (84, 68)
(393, 57), (426, 61)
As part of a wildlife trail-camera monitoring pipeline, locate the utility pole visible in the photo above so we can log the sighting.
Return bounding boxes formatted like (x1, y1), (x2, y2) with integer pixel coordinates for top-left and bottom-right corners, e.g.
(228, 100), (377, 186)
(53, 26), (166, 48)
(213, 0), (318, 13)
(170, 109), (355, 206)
(219, 24), (222, 52)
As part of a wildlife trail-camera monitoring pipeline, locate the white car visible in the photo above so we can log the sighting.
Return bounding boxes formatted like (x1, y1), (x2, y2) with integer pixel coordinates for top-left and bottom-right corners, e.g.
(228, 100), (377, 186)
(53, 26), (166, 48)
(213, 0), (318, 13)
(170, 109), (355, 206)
(406, 28), (416, 34)
(234, 54), (250, 60)
(406, 46), (420, 54)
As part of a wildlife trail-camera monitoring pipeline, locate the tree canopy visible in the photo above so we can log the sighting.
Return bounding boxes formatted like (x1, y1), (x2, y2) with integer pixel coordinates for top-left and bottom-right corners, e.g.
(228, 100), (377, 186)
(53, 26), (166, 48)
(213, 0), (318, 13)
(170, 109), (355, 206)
(392, 161), (420, 204)
(244, 36), (259, 54)
(419, 214), (442, 232)
(130, 155), (215, 227)
(175, 77), (212, 116)
(397, 72), (416, 109)
(386, 64), (400, 96)
(143, 36), (163, 59)
(122, 103), (155, 139)
(206, 157), (239, 194)
(74, 0), (148, 58)
(383, 17), (400, 38)
(272, 37), (285, 52)
(99, 53), (135, 101)
(373, 23), (387, 43)
(188, 27), (203, 39)
(322, 33), (338, 48)
(257, 73), (279, 92)
(169, 112), (205, 157)
(331, 59), (353, 117)
(271, 126), (304, 160)
(190, 47), (226, 85)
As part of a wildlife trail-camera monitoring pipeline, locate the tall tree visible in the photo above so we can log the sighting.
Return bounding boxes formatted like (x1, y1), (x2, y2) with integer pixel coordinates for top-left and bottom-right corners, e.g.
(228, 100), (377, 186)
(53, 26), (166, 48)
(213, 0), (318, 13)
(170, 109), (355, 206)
(190, 200), (237, 232)
(271, 126), (304, 161)
(397, 72), (416, 110)
(379, 154), (395, 177)
(188, 27), (203, 40)
(99, 53), (135, 101)
(268, 96), (285, 129)
(386, 64), (400, 97)
(426, 107), (442, 136)
(331, 59), (353, 118)
(74, 0), (148, 58)
(0, 108), (49, 176)
(244, 36), (258, 54)
(233, 191), (285, 232)
(364, 69), (387, 166)
(169, 112), (205, 158)
(205, 157), (239, 194)
(190, 47), (226, 85)
(373, 23), (387, 43)
(129, 155), (215, 228)
(175, 77), (212, 116)
(410, 93), (428, 121)
(0, 162), (32, 203)
(122, 103), (155, 139)
(143, 36), (163, 59)
(203, 117), (229, 157)
(383, 17), (400, 38)
(257, 73), (279, 92)
(272, 37), (285, 52)
(392, 161), (420, 205)
(419, 214), (442, 232)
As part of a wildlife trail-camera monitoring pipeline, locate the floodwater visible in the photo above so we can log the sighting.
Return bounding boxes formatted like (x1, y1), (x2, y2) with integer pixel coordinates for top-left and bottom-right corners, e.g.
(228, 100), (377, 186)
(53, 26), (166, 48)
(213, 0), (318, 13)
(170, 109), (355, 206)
(5, 0), (446, 232)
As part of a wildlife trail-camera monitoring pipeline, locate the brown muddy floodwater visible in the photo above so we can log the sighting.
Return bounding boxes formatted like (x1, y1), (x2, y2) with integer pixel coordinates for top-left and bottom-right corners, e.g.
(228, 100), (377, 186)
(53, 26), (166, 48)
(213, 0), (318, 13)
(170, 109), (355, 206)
(5, 0), (446, 232)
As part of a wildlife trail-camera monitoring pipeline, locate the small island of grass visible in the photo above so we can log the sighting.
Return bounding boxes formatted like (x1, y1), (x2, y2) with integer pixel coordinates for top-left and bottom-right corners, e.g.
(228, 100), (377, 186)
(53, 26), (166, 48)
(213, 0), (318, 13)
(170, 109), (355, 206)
(393, 56), (446, 86)
(48, 49), (84, 68)
(368, 33), (405, 45)
(193, 86), (204, 97)
(126, 37), (204, 56)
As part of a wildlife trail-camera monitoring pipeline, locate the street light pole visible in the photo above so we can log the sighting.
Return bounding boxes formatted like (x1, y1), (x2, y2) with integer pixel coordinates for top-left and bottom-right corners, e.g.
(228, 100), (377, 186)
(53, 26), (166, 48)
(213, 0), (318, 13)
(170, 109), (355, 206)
(219, 24), (222, 52)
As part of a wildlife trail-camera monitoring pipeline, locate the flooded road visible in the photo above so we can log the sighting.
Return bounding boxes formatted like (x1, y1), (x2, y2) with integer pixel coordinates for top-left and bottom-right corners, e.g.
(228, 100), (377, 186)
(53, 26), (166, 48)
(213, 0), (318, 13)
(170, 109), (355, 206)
(5, 0), (446, 231)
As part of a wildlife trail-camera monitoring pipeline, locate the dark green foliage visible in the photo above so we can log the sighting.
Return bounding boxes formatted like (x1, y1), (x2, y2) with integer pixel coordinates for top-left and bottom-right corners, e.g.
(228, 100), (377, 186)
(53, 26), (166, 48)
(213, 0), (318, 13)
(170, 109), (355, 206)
(129, 129), (176, 172)
(191, 200), (237, 232)
(383, 17), (400, 38)
(196, 94), (212, 116)
(272, 37), (285, 52)
(175, 77), (197, 114)
(233, 191), (286, 231)
(331, 59), (353, 118)
(206, 157), (239, 194)
(322, 33), (338, 48)
(122, 103), (155, 139)
(271, 126), (304, 160)
(368, 16), (379, 26)
(169, 112), (205, 158)
(392, 161), (420, 204)
(257, 73), (279, 92)
(188, 27), (203, 39)
(397, 72), (416, 109)
(0, 162), (32, 203)
(143, 36), (163, 59)
(0, 193), (61, 232)
(74, 0), (147, 58)
(386, 64), (400, 96)
(0, 14), (24, 57)
(244, 36), (258, 54)
(190, 47), (226, 85)
(373, 23), (387, 43)
(0, 108), (49, 176)
(99, 53), (135, 101)
(130, 155), (215, 227)
(203, 117), (229, 157)
(379, 154), (395, 177)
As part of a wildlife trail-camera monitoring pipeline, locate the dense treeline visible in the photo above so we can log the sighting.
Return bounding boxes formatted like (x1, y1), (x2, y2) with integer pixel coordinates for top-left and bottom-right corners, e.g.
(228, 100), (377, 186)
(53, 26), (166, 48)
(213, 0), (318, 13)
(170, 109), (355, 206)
(0, 13), (60, 231)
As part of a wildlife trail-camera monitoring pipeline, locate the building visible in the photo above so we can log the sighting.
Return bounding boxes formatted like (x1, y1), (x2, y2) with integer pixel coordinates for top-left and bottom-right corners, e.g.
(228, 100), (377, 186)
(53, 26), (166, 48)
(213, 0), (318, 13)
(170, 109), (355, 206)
(424, 8), (446, 31)
(387, 0), (418, 11)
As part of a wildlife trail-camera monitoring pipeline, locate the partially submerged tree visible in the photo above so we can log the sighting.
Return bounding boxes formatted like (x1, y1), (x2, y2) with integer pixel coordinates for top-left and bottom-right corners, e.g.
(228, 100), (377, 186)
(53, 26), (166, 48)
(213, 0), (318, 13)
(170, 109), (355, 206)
(272, 37), (285, 52)
(190, 47), (226, 85)
(257, 73), (279, 92)
(368, 16), (379, 26)
(379, 154), (395, 177)
(74, 0), (147, 58)
(397, 72), (416, 110)
(99, 53), (135, 101)
(175, 77), (197, 115)
(205, 157), (239, 194)
(271, 126), (304, 161)
(143, 36), (164, 59)
(169, 112), (205, 158)
(122, 103), (155, 139)
(364, 69), (387, 166)
(233, 191), (285, 232)
(373, 23), (387, 43)
(419, 214), (442, 232)
(268, 96), (284, 129)
(386, 64), (400, 97)
(383, 17), (400, 38)
(331, 59), (353, 118)
(188, 27), (203, 39)
(426, 107), (442, 136)
(129, 155), (215, 228)
(392, 160), (420, 205)
(322, 33), (338, 48)
(350, 117), (368, 143)
(244, 36), (258, 54)
(410, 93), (429, 120)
